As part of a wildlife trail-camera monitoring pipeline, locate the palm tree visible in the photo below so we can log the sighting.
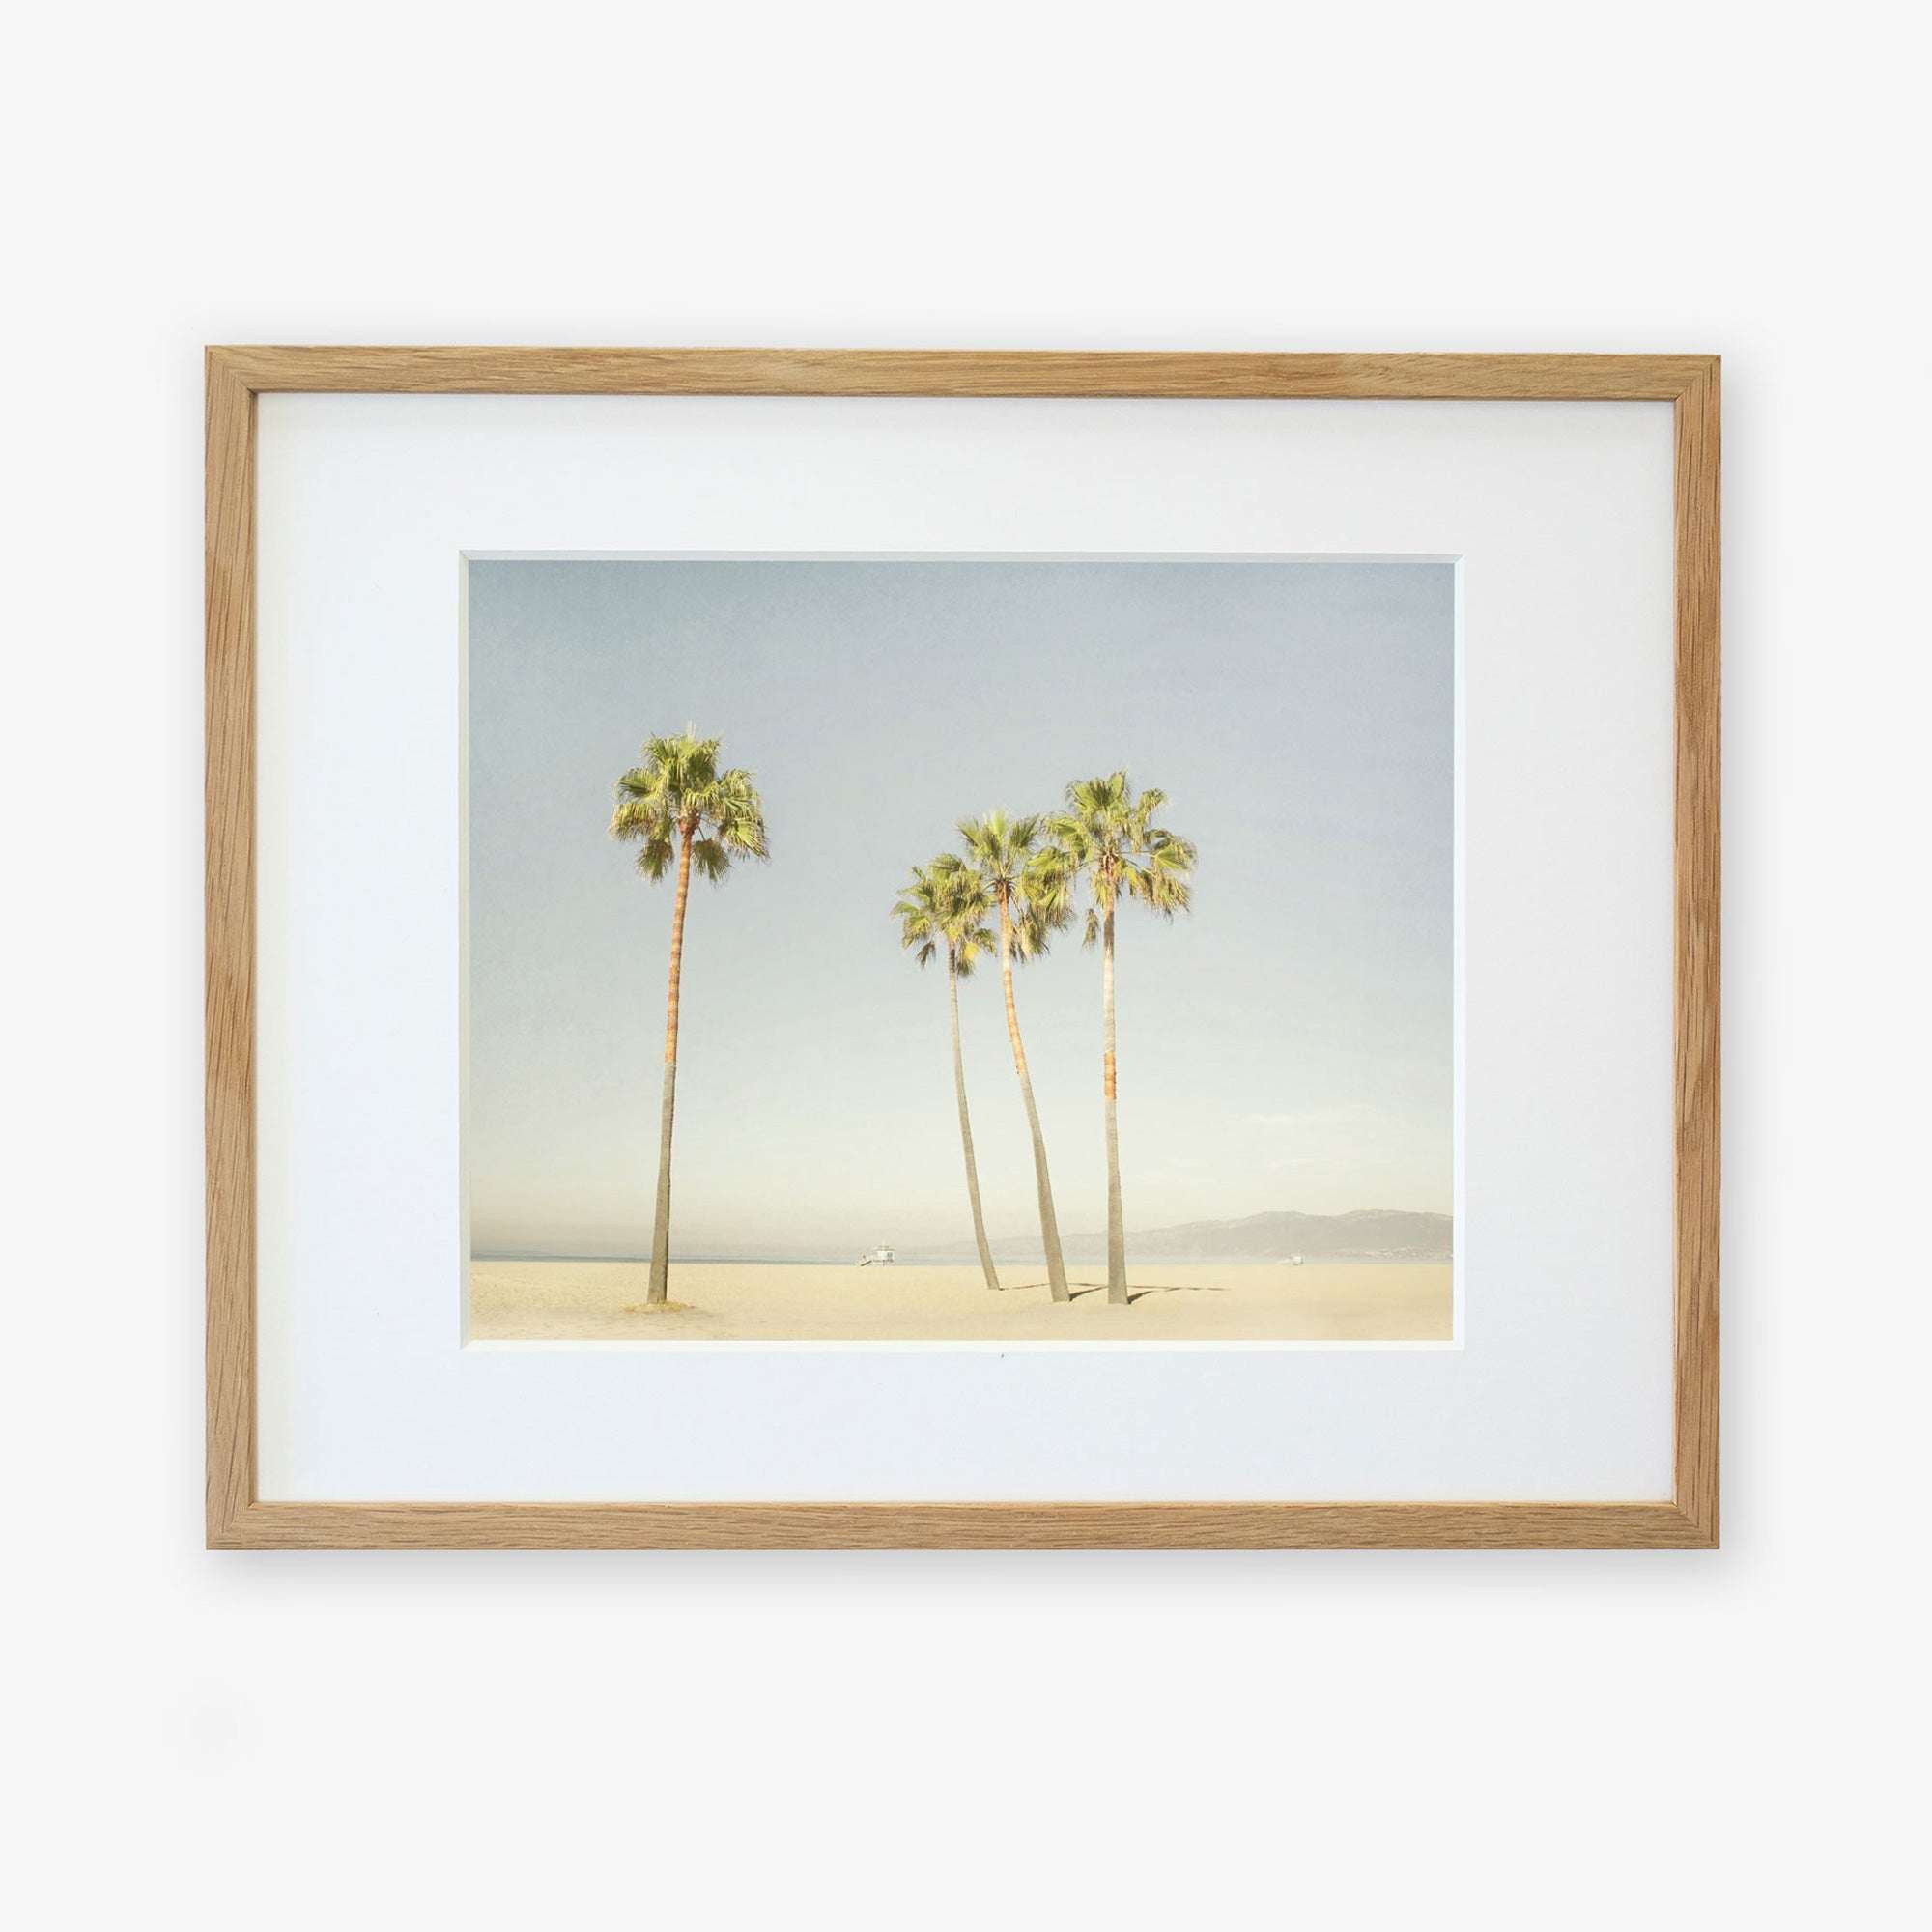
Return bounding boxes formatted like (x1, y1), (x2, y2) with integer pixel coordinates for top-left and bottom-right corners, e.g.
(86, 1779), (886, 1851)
(893, 856), (1003, 1292)
(1046, 774), (1195, 1304)
(610, 731), (768, 1304)
(956, 812), (1071, 1302)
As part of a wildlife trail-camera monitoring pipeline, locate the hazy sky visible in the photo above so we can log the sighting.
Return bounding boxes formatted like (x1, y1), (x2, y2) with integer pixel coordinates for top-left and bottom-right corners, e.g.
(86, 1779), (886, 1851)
(468, 557), (1452, 1257)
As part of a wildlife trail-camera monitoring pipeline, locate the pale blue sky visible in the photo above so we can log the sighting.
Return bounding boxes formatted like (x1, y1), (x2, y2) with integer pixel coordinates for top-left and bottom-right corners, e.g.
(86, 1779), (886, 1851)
(468, 557), (1452, 1257)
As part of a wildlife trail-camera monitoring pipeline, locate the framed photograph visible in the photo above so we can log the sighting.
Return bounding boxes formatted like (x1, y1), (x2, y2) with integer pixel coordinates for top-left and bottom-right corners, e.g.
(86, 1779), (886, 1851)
(207, 348), (1719, 1548)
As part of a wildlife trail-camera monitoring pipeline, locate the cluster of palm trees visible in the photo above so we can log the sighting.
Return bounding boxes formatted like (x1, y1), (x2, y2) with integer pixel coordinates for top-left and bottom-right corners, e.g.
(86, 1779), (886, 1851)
(610, 730), (1194, 1310)
(895, 775), (1196, 1307)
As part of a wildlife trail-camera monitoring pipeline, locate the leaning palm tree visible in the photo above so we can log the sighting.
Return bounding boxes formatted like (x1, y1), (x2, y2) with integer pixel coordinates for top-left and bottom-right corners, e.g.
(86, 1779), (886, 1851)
(893, 855), (1003, 1292)
(610, 731), (768, 1304)
(956, 812), (1071, 1302)
(1045, 774), (1195, 1304)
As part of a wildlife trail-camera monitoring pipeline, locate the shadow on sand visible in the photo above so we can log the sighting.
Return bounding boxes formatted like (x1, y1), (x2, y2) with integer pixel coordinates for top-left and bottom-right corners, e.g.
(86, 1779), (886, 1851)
(996, 1280), (1231, 1307)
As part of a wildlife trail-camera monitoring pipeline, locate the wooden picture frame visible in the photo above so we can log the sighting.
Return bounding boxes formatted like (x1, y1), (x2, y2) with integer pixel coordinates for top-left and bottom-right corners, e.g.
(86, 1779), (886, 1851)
(208, 348), (1719, 1549)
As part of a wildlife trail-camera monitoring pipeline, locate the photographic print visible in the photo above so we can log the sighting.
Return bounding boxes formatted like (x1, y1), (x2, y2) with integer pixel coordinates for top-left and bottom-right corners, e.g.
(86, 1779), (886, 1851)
(467, 556), (1453, 1344)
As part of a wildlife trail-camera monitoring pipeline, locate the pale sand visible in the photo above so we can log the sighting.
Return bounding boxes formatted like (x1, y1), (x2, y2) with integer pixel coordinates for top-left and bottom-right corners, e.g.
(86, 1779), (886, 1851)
(469, 1260), (1453, 1342)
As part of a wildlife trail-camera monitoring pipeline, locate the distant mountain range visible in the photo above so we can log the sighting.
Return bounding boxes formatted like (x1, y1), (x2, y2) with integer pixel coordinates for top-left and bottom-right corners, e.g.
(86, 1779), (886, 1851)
(908, 1208), (1452, 1264)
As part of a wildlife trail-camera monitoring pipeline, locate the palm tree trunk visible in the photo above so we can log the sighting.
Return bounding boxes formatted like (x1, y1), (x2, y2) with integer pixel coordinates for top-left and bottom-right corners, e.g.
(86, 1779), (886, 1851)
(949, 960), (1002, 1292)
(998, 903), (1069, 1301)
(1102, 906), (1127, 1304)
(647, 825), (695, 1304)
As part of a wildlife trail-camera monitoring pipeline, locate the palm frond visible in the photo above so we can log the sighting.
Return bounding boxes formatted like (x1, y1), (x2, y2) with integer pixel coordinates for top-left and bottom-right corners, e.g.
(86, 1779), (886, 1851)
(952, 920), (997, 979)
(957, 809), (1051, 938)
(609, 730), (769, 889)
(635, 831), (675, 881)
(1042, 771), (1196, 931)
(895, 855), (998, 973)
(689, 836), (733, 883)
(610, 794), (670, 838)
(1009, 900), (1065, 963)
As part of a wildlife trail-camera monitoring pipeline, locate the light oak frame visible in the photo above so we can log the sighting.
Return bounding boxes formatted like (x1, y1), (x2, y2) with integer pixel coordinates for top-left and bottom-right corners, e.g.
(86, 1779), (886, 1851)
(207, 349), (1719, 1549)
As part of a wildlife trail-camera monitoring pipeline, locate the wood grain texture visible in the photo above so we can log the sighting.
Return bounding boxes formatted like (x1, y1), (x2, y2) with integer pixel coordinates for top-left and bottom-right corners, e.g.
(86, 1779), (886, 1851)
(1673, 361), (1721, 1543)
(206, 351), (257, 1545)
(210, 1501), (1714, 1551)
(205, 347), (1721, 1550)
(210, 345), (1712, 401)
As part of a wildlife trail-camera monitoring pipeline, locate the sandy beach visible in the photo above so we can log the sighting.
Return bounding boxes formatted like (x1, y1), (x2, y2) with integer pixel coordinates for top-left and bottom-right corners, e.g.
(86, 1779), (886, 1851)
(469, 1259), (1453, 1342)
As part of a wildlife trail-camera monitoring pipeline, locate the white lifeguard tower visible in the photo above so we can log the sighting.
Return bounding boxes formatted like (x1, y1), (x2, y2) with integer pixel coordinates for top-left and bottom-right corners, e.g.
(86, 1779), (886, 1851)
(857, 1244), (896, 1267)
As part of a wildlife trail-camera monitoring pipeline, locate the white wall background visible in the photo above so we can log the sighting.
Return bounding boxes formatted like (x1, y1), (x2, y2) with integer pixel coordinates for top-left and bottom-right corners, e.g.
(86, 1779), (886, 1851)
(6, 3), (1925, 1926)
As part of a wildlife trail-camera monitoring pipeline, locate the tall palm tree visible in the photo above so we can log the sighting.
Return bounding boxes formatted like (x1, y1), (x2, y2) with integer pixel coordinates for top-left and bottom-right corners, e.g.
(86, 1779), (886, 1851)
(893, 855), (1003, 1292)
(956, 811), (1071, 1302)
(1046, 774), (1195, 1304)
(610, 731), (768, 1304)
